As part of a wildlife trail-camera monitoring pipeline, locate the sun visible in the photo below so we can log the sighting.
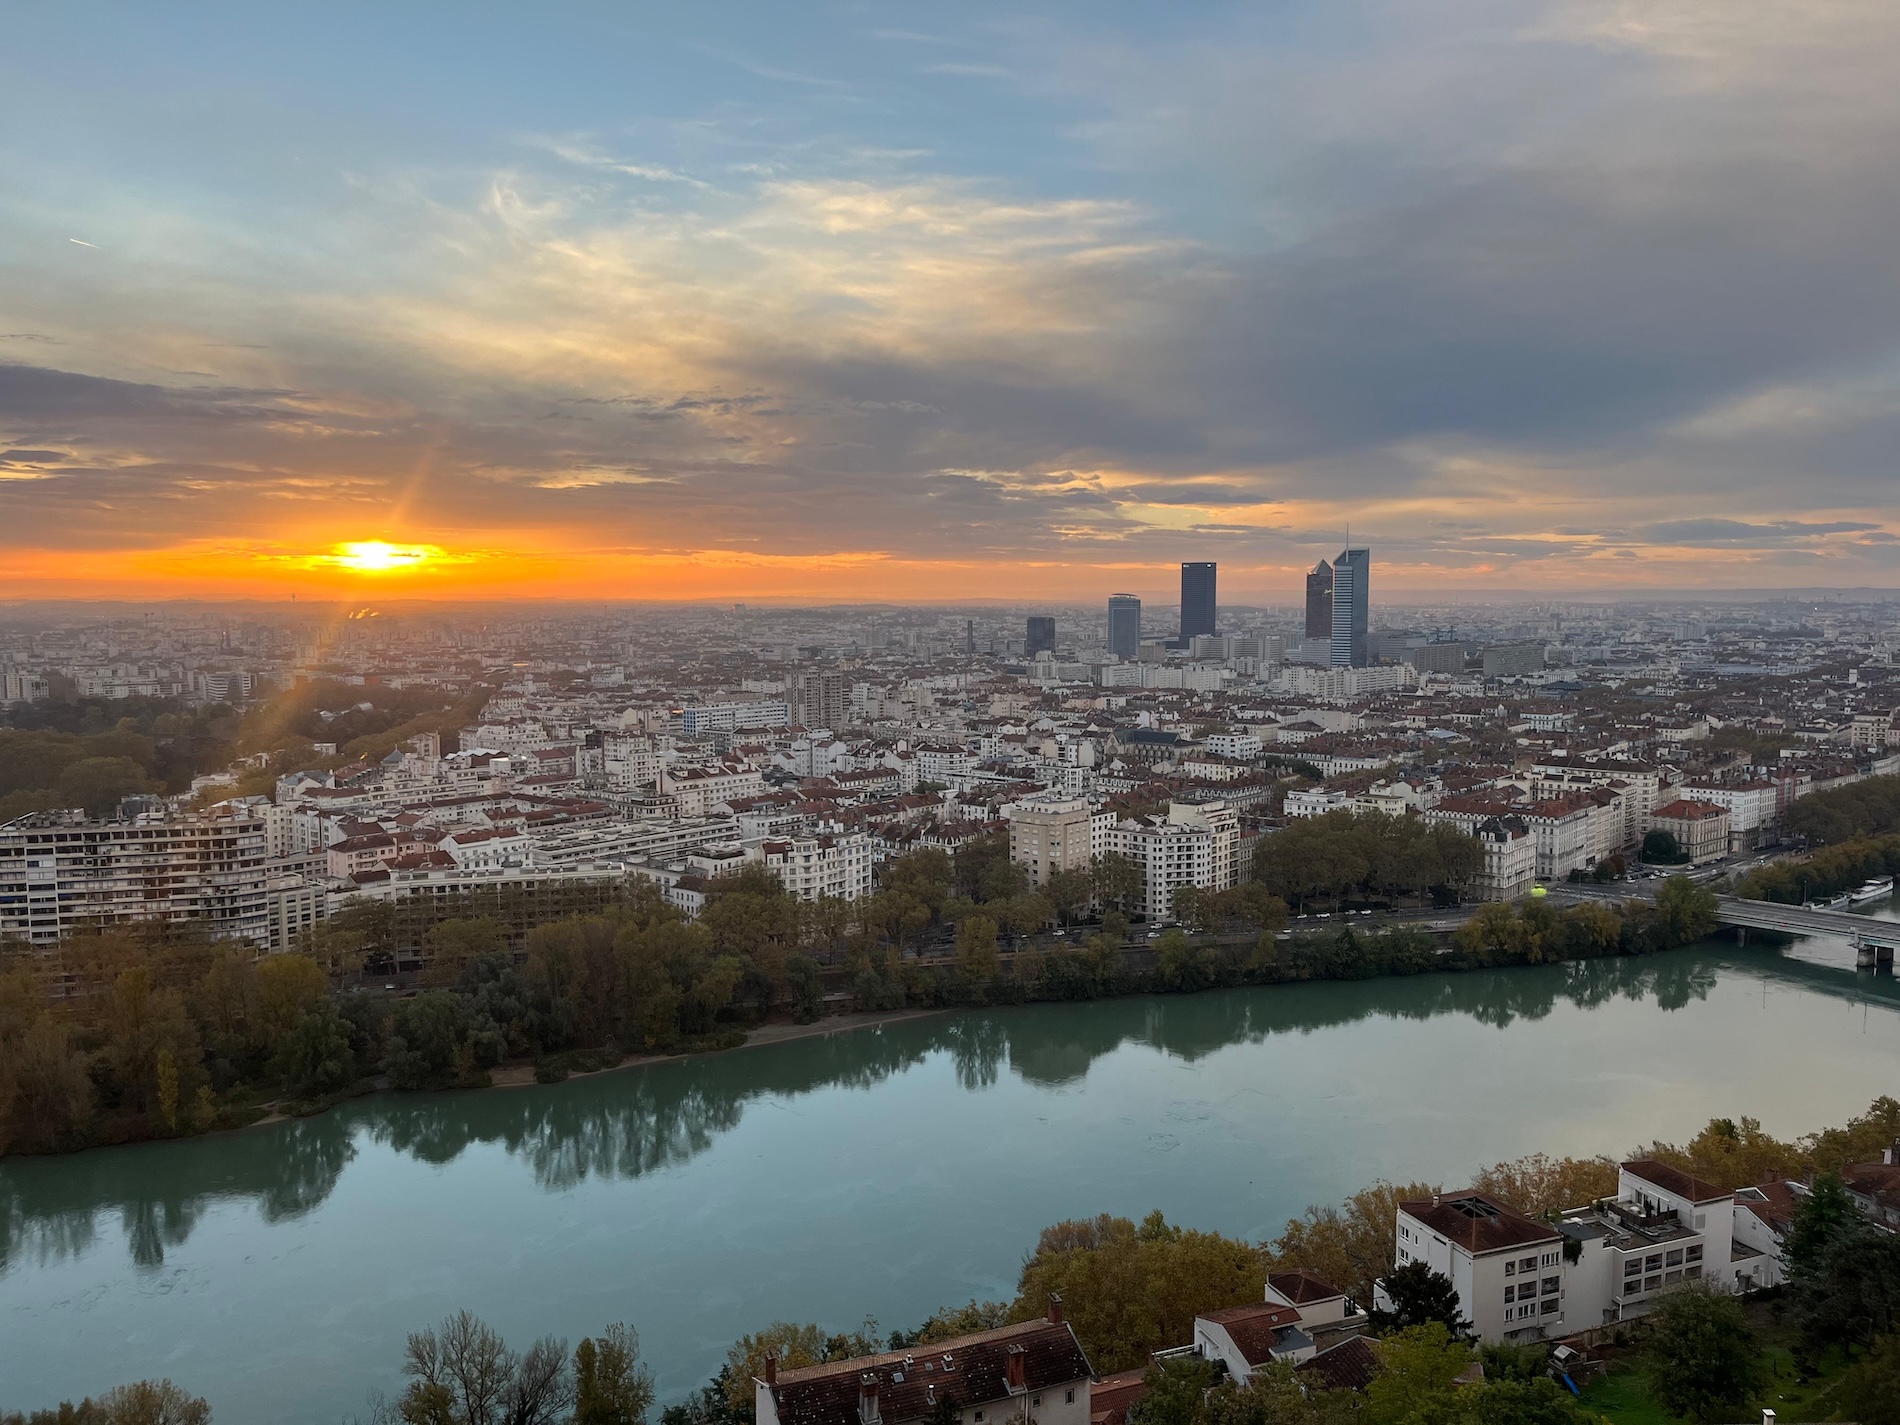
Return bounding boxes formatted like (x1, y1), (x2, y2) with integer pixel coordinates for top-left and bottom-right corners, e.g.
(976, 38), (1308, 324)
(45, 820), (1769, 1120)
(326, 541), (442, 573)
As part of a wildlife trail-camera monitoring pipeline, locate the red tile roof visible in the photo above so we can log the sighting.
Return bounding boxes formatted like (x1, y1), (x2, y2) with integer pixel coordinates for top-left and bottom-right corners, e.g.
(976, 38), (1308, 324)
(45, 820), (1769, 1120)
(1399, 1191), (1561, 1254)
(1197, 1303), (1304, 1366)
(1622, 1160), (1729, 1205)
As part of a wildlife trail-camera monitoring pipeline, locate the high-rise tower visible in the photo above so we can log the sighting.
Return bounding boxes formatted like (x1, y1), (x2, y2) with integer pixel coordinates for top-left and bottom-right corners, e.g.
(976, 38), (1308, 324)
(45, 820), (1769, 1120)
(1025, 616), (1057, 657)
(1107, 594), (1142, 658)
(1329, 548), (1371, 668)
(1180, 562), (1217, 641)
(1305, 560), (1333, 641)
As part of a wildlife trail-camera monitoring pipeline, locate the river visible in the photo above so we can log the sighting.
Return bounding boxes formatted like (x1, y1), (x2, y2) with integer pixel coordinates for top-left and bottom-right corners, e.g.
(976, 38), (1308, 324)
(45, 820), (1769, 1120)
(4, 938), (1898, 1421)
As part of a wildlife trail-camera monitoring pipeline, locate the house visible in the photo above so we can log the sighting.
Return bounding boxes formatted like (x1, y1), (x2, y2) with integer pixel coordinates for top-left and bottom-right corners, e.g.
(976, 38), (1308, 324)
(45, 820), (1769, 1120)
(1842, 1141), (1900, 1229)
(756, 1304), (1092, 1425)
(1264, 1270), (1366, 1345)
(1193, 1302), (1315, 1376)
(1295, 1336), (1380, 1393)
(1553, 1160), (1743, 1329)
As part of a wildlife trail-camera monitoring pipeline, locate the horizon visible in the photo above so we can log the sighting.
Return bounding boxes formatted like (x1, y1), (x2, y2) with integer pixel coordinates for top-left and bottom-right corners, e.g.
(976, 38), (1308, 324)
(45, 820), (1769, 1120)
(5, 3), (1900, 601)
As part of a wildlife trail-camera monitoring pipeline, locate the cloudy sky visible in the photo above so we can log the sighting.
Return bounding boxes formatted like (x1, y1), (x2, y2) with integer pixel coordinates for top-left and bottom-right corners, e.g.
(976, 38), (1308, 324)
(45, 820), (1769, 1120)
(3, 0), (1898, 603)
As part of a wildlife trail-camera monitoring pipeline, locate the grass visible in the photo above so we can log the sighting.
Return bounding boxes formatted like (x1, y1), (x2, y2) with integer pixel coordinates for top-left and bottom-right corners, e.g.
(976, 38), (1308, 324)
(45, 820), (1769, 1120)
(1576, 1303), (1859, 1425)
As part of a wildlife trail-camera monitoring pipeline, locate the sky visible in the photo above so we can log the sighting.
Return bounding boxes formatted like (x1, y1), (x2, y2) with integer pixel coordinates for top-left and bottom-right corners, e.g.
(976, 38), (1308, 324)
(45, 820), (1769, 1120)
(2, 0), (1899, 605)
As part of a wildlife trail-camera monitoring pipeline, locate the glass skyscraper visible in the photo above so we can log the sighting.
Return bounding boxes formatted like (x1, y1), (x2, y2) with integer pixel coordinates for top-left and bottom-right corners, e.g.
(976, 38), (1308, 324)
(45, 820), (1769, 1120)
(1305, 560), (1333, 640)
(1107, 594), (1142, 658)
(1180, 562), (1217, 640)
(1025, 615), (1056, 657)
(1330, 548), (1370, 667)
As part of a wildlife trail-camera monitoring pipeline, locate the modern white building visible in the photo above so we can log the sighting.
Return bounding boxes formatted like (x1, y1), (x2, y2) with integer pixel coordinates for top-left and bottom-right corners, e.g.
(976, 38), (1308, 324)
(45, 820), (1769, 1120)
(757, 831), (874, 902)
(1099, 800), (1239, 922)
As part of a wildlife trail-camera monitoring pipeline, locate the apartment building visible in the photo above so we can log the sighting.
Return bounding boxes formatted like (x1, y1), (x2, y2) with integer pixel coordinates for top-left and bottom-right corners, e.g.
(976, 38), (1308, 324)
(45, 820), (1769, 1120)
(0, 804), (272, 947)
(1651, 800), (1731, 865)
(1007, 795), (1099, 887)
(757, 832), (874, 902)
(1099, 800), (1239, 922)
(1472, 816), (1536, 901)
(1387, 1159), (1742, 1344)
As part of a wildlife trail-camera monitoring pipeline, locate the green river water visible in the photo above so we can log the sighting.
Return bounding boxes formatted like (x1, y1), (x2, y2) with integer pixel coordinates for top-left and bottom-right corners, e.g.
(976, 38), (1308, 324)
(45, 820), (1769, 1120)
(3, 939), (1898, 1420)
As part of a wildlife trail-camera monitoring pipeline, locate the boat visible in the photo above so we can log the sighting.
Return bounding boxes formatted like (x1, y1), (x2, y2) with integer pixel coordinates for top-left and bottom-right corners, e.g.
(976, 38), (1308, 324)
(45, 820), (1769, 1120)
(1848, 875), (1895, 905)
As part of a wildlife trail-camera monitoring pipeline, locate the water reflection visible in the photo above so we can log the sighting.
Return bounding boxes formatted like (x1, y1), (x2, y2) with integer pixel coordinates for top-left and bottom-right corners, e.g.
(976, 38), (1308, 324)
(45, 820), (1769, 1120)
(2, 944), (1892, 1275)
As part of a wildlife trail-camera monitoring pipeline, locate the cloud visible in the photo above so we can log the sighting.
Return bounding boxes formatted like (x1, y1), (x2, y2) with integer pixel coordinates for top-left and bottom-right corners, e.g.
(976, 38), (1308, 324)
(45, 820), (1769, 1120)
(1643, 518), (1883, 546)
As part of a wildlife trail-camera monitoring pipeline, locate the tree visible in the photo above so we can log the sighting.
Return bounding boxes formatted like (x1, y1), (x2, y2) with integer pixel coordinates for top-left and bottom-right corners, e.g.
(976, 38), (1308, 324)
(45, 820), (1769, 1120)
(270, 1003), (358, 1097)
(1369, 1261), (1468, 1337)
(574, 1324), (655, 1425)
(1654, 876), (1717, 944)
(400, 1310), (572, 1425)
(1642, 1282), (1766, 1423)
(1641, 830), (1686, 865)
(956, 916), (1001, 982)
(721, 1322), (881, 1415)
(1090, 854), (1144, 916)
(1363, 1324), (1473, 1425)
(255, 954), (329, 1040)
(1264, 1180), (1438, 1308)
(1130, 1355), (1222, 1425)
(1045, 868), (1094, 926)
(1471, 1153), (1617, 1216)
(1839, 1331), (1900, 1425)
(1012, 1211), (1266, 1372)
(1785, 1170), (1858, 1280)
(5, 1015), (95, 1152)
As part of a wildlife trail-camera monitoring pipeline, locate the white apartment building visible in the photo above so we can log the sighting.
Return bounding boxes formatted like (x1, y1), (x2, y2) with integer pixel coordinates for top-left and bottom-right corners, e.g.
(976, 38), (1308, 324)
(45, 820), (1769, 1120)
(660, 763), (766, 819)
(0, 804), (271, 947)
(1679, 780), (1779, 852)
(1387, 1160), (1744, 1344)
(757, 831), (874, 901)
(1472, 816), (1536, 901)
(1101, 800), (1239, 922)
(1528, 756), (1663, 849)
(1203, 732), (1264, 760)
(1284, 788), (1350, 819)
(675, 700), (792, 736)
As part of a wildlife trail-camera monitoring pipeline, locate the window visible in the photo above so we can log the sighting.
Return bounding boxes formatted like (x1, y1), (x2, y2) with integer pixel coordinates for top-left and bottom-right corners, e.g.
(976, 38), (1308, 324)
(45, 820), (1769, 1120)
(1542, 1252), (1559, 1267)
(1645, 1254), (1663, 1271)
(1520, 1256), (1538, 1273)
(1685, 1265), (1703, 1281)
(1542, 1277), (1560, 1295)
(1065, 1392), (1075, 1406)
(1540, 1298), (1559, 1315)
(975, 1413), (984, 1421)
(1665, 1270), (1681, 1285)
(1645, 1276), (1661, 1292)
(1504, 1285), (1516, 1303)
(1033, 1399), (1041, 1409)
(1665, 1249), (1683, 1268)
(1624, 1260), (1642, 1277)
(1685, 1244), (1703, 1263)
(1505, 1261), (1516, 1277)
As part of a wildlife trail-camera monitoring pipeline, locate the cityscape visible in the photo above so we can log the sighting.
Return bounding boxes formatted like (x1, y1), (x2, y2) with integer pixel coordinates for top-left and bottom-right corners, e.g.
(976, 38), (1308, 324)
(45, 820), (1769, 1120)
(4, 4), (1900, 1425)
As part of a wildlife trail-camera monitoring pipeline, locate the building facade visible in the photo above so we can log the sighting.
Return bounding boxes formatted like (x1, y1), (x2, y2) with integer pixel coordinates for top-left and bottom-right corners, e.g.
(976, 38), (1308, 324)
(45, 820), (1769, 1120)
(1107, 594), (1142, 659)
(1329, 548), (1371, 668)
(1304, 561), (1333, 641)
(1180, 562), (1217, 641)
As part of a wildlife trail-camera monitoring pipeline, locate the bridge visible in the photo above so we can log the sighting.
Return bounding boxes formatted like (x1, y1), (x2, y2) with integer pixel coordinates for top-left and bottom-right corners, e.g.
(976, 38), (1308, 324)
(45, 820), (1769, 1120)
(1548, 883), (1900, 966)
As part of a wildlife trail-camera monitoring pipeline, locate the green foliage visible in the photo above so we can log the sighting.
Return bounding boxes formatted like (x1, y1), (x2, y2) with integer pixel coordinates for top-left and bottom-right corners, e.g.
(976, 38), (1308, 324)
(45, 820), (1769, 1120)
(1132, 1356), (1224, 1425)
(721, 1322), (882, 1414)
(1264, 1179), (1437, 1309)
(1738, 829), (1900, 905)
(1011, 1210), (1266, 1372)
(1370, 1261), (1468, 1337)
(1254, 812), (1482, 909)
(1641, 829), (1686, 865)
(1838, 1331), (1900, 1425)
(1363, 1324), (1472, 1425)
(1782, 772), (1900, 845)
(574, 1323), (655, 1425)
(1641, 1282), (1767, 1423)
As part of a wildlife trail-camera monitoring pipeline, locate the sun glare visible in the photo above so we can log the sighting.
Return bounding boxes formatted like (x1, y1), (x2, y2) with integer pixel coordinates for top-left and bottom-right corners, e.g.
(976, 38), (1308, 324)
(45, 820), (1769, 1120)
(326, 541), (441, 573)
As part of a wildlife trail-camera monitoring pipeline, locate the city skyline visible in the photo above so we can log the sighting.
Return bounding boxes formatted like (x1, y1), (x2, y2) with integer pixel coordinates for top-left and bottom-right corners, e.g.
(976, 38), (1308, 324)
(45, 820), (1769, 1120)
(4, 4), (1900, 602)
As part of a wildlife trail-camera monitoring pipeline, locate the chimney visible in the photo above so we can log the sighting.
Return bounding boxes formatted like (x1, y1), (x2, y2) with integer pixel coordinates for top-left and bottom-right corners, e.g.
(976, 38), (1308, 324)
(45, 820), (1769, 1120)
(1884, 1139), (1899, 1167)
(860, 1374), (881, 1425)
(1006, 1346), (1027, 1393)
(1047, 1294), (1065, 1325)
(764, 1356), (777, 1388)
(1763, 1411), (1776, 1425)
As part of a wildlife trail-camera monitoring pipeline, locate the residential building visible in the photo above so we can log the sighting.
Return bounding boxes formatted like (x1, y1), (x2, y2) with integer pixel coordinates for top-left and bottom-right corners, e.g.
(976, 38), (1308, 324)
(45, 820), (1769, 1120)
(1181, 562), (1217, 641)
(1193, 1303), (1315, 1376)
(1482, 644), (1545, 679)
(1329, 548), (1370, 668)
(1472, 816), (1536, 901)
(1389, 1189), (1569, 1343)
(1008, 795), (1100, 887)
(1100, 800), (1237, 921)
(754, 1306), (1092, 1425)
(758, 832), (874, 902)
(1679, 780), (1779, 852)
(676, 700), (792, 735)
(0, 804), (271, 947)
(1651, 799), (1730, 864)
(790, 668), (849, 732)
(1304, 561), (1333, 641)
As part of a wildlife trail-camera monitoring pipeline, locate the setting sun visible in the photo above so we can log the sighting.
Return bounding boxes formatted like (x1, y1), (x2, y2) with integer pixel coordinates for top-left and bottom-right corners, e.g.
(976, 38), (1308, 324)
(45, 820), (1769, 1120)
(325, 541), (443, 573)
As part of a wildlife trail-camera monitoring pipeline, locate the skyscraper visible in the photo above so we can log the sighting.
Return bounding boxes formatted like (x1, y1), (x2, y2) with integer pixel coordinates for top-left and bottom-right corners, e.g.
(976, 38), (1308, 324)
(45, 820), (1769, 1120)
(790, 668), (848, 731)
(1026, 616), (1057, 657)
(1107, 594), (1142, 658)
(1330, 548), (1371, 668)
(1305, 560), (1333, 641)
(1180, 562), (1217, 641)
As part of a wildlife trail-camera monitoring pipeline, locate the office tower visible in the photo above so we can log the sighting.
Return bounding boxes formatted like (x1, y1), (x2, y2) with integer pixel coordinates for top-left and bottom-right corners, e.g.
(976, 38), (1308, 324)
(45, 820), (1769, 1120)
(1330, 548), (1371, 668)
(790, 668), (848, 731)
(1026, 616), (1057, 657)
(1305, 560), (1333, 640)
(1180, 562), (1217, 640)
(966, 619), (975, 656)
(1107, 594), (1142, 658)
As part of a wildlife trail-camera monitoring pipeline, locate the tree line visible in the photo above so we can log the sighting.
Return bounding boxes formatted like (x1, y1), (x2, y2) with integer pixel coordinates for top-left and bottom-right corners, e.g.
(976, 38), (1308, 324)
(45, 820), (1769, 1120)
(1781, 771), (1900, 845)
(1735, 829), (1900, 905)
(1251, 812), (1483, 911)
